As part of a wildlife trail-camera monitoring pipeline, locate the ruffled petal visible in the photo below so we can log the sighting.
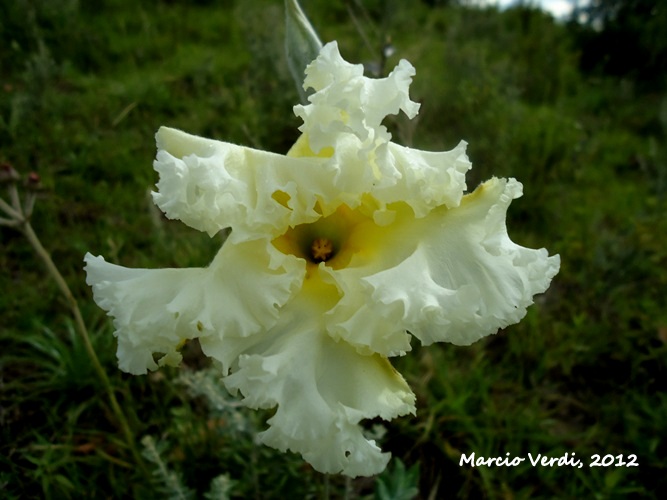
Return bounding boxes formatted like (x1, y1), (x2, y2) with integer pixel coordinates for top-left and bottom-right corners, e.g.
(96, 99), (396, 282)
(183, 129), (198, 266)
(320, 178), (559, 354)
(84, 239), (304, 375)
(294, 41), (420, 155)
(373, 140), (471, 215)
(320, 264), (413, 357)
(366, 177), (560, 346)
(224, 290), (415, 477)
(152, 127), (340, 241)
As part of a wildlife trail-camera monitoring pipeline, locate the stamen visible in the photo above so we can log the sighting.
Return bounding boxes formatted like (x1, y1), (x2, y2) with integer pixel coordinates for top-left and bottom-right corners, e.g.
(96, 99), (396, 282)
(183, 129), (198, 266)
(311, 237), (334, 262)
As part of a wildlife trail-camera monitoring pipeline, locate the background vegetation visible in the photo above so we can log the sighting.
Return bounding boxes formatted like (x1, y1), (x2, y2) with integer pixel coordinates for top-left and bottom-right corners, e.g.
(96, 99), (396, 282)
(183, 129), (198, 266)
(1, 0), (665, 498)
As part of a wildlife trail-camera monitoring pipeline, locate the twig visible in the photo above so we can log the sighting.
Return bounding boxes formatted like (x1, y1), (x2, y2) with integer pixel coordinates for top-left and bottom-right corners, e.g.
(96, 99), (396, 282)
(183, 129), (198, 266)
(20, 220), (150, 479)
(1, 173), (150, 480)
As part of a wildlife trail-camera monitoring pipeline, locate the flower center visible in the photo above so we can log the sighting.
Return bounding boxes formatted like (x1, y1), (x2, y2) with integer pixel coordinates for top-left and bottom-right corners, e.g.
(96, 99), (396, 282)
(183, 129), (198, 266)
(311, 237), (334, 262)
(272, 203), (377, 270)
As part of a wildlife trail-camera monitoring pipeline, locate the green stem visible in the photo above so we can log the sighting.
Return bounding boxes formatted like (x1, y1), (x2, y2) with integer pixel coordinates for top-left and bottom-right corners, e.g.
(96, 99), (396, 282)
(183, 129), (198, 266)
(344, 475), (352, 500)
(323, 473), (330, 500)
(20, 221), (150, 479)
(0, 194), (22, 219)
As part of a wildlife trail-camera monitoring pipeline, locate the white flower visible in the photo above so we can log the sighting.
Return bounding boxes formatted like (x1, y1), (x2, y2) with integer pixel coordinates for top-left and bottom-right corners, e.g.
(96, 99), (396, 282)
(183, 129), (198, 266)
(84, 41), (560, 477)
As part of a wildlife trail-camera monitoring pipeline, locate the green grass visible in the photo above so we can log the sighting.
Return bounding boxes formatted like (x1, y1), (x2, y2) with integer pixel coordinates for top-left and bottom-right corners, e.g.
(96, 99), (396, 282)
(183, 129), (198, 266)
(2, 0), (666, 498)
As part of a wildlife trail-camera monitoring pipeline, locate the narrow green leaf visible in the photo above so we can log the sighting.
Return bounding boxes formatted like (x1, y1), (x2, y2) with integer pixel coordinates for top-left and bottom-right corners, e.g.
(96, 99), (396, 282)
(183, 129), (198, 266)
(285, 0), (323, 104)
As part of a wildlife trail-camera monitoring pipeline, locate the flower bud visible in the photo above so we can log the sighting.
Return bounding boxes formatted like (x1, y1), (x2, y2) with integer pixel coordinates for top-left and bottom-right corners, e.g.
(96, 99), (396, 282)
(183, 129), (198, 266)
(0, 163), (20, 184)
(26, 172), (42, 190)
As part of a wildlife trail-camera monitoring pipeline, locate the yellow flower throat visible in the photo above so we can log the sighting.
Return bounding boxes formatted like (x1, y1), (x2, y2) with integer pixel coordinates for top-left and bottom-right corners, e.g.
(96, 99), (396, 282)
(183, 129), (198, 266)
(272, 203), (376, 270)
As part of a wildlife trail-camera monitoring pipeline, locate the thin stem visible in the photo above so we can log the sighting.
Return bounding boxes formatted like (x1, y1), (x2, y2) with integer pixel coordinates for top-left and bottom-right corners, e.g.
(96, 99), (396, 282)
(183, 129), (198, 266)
(323, 473), (330, 500)
(0, 195), (22, 219)
(346, 3), (375, 61)
(20, 220), (150, 479)
(0, 215), (19, 226)
(344, 475), (352, 500)
(8, 184), (22, 215)
(23, 192), (36, 218)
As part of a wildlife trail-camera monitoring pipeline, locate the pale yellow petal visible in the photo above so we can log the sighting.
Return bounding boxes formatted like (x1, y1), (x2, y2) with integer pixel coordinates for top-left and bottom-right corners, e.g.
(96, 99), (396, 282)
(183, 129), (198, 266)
(320, 178), (559, 354)
(153, 127), (340, 241)
(374, 140), (471, 215)
(294, 41), (420, 155)
(367, 177), (561, 346)
(83, 239), (304, 375)
(224, 290), (415, 477)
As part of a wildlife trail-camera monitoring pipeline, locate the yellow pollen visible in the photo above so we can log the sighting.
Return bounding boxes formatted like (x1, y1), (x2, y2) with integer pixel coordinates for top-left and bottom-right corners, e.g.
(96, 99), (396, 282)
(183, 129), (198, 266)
(311, 237), (334, 262)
